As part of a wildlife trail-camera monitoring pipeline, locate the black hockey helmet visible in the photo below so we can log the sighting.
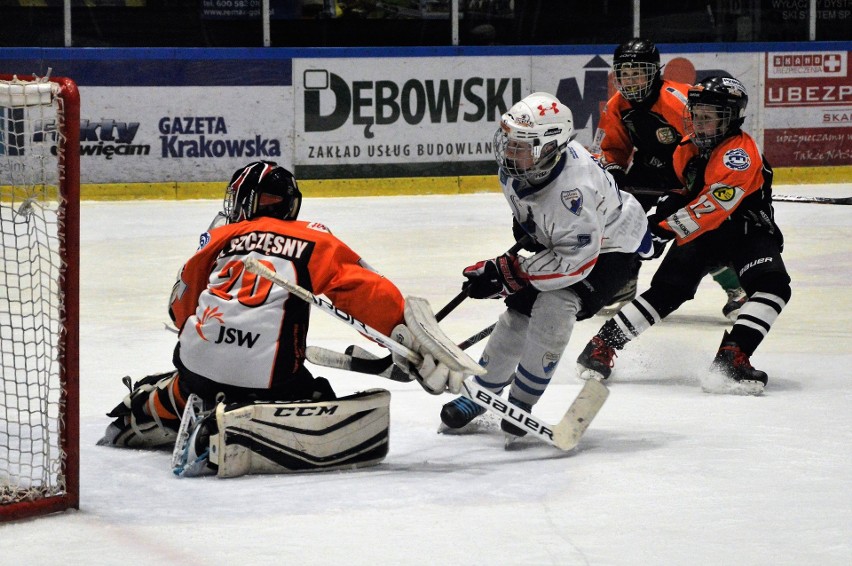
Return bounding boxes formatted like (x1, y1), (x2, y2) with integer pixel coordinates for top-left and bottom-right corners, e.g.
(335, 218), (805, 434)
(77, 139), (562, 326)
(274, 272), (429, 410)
(613, 38), (662, 102)
(684, 76), (748, 150)
(224, 161), (302, 223)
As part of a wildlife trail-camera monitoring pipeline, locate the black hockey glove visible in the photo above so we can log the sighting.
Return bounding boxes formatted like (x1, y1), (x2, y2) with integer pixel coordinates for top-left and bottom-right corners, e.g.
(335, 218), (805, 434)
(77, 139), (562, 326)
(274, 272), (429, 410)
(653, 190), (691, 218)
(645, 213), (676, 259)
(462, 254), (527, 299)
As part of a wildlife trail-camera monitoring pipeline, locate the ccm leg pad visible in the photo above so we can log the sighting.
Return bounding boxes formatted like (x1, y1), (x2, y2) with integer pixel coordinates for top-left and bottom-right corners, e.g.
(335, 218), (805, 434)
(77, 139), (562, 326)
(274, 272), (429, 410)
(210, 389), (391, 478)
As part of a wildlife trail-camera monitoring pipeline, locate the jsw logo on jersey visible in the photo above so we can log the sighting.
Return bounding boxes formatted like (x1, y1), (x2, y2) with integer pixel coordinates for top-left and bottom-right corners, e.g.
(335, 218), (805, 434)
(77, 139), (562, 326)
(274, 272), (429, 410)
(213, 326), (261, 348)
(303, 69), (522, 139)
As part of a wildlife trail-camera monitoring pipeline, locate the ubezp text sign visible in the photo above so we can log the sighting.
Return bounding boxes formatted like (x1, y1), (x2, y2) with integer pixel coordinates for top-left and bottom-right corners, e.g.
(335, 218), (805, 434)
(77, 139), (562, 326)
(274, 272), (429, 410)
(763, 51), (852, 167)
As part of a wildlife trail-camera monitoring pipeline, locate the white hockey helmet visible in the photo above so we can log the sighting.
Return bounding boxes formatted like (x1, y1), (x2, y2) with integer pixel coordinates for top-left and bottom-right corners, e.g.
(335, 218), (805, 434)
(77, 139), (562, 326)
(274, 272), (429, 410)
(494, 92), (574, 184)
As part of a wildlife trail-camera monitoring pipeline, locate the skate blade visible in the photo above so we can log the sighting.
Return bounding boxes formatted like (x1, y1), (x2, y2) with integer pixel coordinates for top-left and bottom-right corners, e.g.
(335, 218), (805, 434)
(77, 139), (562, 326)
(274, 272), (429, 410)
(701, 373), (765, 396)
(503, 433), (528, 450)
(576, 364), (608, 383)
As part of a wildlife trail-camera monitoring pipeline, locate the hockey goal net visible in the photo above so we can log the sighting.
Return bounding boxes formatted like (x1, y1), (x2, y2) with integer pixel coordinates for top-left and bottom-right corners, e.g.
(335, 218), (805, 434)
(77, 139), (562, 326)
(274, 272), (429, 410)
(0, 74), (79, 521)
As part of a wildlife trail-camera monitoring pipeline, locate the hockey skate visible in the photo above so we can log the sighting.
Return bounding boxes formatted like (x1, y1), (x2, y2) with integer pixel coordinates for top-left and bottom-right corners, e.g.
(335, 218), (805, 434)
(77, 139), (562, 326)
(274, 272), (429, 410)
(600, 276), (637, 315)
(97, 373), (180, 448)
(576, 336), (617, 382)
(172, 394), (217, 478)
(722, 287), (748, 321)
(439, 396), (486, 431)
(704, 333), (767, 396)
(500, 396), (532, 442)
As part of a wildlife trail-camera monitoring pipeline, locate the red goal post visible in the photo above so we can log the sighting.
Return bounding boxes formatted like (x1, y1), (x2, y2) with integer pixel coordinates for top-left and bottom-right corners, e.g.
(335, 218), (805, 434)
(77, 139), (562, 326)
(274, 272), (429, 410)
(0, 74), (80, 521)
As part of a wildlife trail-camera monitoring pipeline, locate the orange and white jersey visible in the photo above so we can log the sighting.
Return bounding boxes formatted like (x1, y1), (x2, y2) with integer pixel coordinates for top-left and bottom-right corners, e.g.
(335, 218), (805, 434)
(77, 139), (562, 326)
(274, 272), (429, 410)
(170, 217), (405, 390)
(662, 132), (767, 244)
(592, 79), (689, 174)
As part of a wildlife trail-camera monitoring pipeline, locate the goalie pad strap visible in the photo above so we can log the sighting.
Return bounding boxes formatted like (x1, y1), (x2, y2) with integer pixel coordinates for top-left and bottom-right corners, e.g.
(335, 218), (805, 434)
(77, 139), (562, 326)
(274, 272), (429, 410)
(209, 389), (391, 478)
(404, 296), (485, 376)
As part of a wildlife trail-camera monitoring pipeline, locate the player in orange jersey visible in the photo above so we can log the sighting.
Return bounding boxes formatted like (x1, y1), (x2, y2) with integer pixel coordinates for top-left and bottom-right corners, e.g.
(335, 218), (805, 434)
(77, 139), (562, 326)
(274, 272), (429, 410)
(577, 76), (791, 396)
(98, 162), (469, 464)
(593, 38), (746, 318)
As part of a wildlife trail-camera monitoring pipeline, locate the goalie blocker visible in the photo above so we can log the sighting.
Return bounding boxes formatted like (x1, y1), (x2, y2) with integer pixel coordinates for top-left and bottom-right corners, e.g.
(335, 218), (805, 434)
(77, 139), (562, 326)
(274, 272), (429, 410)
(172, 389), (391, 478)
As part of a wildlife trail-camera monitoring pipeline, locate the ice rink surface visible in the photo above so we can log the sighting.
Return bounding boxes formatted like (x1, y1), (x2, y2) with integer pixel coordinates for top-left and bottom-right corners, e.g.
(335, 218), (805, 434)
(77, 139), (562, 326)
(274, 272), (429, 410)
(2, 184), (851, 565)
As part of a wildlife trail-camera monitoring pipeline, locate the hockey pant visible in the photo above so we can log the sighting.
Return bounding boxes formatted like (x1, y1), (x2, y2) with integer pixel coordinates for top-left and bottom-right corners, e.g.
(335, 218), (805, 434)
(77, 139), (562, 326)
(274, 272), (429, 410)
(599, 229), (791, 356)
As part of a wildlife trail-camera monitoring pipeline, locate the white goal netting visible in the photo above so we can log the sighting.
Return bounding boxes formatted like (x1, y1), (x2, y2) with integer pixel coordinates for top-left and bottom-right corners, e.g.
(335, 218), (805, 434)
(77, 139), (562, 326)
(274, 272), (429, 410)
(0, 78), (71, 508)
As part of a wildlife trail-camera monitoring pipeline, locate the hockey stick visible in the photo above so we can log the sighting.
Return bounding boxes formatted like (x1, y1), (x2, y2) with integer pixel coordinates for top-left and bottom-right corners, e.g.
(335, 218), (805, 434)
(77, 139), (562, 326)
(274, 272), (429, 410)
(306, 236), (533, 376)
(771, 194), (852, 205)
(625, 185), (852, 205)
(306, 322), (497, 381)
(243, 258), (422, 364)
(245, 257), (600, 450)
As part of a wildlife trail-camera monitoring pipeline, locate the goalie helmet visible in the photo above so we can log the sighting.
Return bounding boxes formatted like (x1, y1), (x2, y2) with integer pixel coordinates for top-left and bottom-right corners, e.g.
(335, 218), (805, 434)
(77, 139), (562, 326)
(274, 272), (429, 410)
(613, 38), (661, 103)
(493, 92), (574, 184)
(684, 76), (748, 151)
(223, 161), (302, 223)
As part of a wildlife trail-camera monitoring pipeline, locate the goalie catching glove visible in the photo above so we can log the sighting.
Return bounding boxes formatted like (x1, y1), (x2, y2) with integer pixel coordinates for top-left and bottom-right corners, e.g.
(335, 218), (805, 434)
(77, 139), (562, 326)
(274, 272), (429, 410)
(462, 254), (527, 299)
(391, 297), (486, 395)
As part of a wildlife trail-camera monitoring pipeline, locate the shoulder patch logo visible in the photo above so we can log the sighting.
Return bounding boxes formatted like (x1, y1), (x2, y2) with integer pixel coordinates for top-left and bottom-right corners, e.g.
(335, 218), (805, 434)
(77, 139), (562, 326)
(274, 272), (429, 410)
(197, 231), (211, 250)
(656, 127), (677, 145)
(561, 189), (583, 215)
(712, 186), (736, 202)
(723, 148), (751, 171)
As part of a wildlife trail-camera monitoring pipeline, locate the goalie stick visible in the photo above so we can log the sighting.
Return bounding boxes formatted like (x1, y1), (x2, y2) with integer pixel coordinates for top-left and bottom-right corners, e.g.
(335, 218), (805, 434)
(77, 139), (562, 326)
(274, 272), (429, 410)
(243, 257), (423, 364)
(305, 236), (533, 376)
(243, 258), (606, 451)
(306, 322), (497, 381)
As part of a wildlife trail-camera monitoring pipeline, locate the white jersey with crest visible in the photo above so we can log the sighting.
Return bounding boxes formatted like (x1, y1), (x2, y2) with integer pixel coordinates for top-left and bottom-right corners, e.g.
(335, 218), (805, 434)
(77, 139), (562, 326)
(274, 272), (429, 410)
(502, 140), (648, 292)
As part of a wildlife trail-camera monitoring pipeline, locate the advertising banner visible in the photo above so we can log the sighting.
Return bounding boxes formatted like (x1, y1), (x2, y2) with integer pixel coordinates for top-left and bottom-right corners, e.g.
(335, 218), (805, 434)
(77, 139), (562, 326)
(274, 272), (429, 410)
(763, 50), (851, 167)
(293, 57), (528, 179)
(77, 86), (293, 183)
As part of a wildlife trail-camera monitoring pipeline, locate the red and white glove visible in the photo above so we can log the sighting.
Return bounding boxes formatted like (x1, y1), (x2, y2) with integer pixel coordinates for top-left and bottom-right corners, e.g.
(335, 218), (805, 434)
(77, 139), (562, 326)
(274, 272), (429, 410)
(462, 254), (527, 299)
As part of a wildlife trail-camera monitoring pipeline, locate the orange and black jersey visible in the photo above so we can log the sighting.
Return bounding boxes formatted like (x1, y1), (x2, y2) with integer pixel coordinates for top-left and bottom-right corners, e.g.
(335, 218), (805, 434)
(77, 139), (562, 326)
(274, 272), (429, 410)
(594, 79), (690, 184)
(170, 217), (405, 391)
(659, 132), (775, 245)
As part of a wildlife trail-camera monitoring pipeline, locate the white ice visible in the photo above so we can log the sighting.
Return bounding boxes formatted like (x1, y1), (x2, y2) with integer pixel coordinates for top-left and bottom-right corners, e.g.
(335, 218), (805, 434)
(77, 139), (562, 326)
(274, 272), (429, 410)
(2, 185), (851, 565)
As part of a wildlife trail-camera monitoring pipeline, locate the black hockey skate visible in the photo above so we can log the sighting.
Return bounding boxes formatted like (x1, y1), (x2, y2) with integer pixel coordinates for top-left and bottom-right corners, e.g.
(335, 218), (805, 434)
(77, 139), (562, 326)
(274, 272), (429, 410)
(500, 396), (532, 438)
(440, 396), (486, 429)
(708, 334), (767, 395)
(576, 336), (617, 381)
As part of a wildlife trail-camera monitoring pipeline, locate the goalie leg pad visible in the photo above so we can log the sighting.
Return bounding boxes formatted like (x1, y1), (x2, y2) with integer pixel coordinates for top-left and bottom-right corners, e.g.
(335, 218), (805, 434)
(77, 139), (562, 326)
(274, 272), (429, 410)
(209, 389), (391, 478)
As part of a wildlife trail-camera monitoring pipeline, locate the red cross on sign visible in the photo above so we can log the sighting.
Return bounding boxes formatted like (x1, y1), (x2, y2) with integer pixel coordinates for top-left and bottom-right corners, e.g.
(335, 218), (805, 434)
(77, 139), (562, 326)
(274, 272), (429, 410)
(537, 102), (559, 116)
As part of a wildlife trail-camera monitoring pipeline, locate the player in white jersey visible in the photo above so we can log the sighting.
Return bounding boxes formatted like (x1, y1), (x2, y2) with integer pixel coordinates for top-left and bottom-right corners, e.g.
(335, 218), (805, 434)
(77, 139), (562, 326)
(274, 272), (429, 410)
(440, 92), (652, 438)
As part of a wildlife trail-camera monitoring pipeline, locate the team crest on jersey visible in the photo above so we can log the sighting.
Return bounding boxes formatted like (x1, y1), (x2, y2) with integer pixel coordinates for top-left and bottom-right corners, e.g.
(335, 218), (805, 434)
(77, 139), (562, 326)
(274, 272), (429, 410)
(656, 127), (677, 145)
(307, 222), (330, 233)
(542, 352), (560, 374)
(723, 148), (751, 171)
(712, 186), (736, 202)
(198, 231), (211, 250)
(561, 189), (583, 215)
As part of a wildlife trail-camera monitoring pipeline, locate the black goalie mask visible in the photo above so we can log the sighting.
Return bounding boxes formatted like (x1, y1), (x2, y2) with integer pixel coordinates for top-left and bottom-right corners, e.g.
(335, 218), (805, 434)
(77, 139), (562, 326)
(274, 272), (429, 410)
(223, 161), (302, 224)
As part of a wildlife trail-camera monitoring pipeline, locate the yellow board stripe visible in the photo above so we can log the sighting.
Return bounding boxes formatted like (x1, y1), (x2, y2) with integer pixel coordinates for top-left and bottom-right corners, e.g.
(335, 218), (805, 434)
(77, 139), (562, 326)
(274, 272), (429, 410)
(63, 165), (852, 200)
